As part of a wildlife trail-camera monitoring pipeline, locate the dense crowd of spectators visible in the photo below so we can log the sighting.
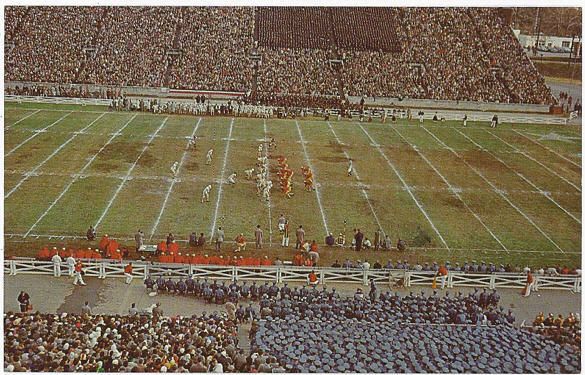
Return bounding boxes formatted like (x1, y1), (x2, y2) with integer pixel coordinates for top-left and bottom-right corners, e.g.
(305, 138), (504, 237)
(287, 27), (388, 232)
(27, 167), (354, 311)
(5, 7), (556, 106)
(529, 312), (581, 348)
(3, 312), (254, 372)
(78, 7), (180, 87)
(251, 287), (580, 373)
(167, 7), (255, 92)
(6, 7), (100, 83)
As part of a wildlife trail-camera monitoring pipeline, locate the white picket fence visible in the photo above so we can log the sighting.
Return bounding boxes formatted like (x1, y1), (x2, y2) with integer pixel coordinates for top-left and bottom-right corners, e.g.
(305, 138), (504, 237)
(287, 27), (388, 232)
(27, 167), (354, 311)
(3, 259), (581, 293)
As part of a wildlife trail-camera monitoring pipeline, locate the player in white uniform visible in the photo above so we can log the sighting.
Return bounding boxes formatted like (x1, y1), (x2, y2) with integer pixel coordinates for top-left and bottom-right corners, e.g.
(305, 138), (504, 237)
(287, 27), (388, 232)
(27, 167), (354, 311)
(206, 149), (214, 165)
(347, 159), (353, 177)
(171, 161), (179, 177)
(227, 172), (237, 184)
(189, 135), (197, 149)
(201, 184), (212, 203)
(244, 168), (255, 179)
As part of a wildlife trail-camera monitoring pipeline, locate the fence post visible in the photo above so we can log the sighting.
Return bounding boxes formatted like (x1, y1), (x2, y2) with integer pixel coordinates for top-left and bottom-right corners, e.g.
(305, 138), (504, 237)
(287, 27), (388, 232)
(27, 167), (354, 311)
(232, 267), (237, 282)
(276, 267), (281, 284)
(573, 278), (580, 293)
(489, 275), (495, 290)
(320, 269), (325, 285)
(404, 271), (410, 287)
(99, 263), (106, 279)
(143, 264), (149, 280)
(447, 273), (453, 288)
(10, 260), (16, 275)
(363, 270), (369, 286)
(533, 277), (539, 292)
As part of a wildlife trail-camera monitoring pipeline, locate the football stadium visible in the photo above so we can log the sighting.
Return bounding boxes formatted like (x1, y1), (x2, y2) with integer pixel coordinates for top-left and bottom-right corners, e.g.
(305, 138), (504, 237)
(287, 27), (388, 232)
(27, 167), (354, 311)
(3, 5), (582, 373)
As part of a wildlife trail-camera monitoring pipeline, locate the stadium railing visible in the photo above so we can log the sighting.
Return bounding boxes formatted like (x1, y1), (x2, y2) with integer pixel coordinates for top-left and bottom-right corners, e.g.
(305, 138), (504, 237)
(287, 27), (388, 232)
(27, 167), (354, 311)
(5, 95), (112, 106)
(3, 258), (581, 293)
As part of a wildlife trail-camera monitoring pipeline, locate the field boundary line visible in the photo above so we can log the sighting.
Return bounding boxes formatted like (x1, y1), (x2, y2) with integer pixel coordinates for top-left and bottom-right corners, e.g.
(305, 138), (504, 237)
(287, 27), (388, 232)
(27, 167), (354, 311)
(150, 118), (203, 240)
(327, 121), (386, 237)
(511, 129), (581, 168)
(485, 130), (581, 193)
(8, 232), (579, 255)
(94, 116), (169, 230)
(422, 126), (566, 254)
(357, 123), (450, 250)
(263, 119), (273, 246)
(24, 114), (138, 237)
(5, 111), (72, 157)
(5, 109), (41, 130)
(295, 120), (330, 235)
(5, 112), (107, 199)
(389, 125), (508, 252)
(209, 118), (234, 239)
(466, 130), (581, 224)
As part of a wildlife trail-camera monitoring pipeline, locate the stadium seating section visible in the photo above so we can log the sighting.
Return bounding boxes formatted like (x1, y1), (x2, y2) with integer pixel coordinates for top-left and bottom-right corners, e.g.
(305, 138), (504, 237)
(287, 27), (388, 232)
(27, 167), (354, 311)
(5, 7), (555, 105)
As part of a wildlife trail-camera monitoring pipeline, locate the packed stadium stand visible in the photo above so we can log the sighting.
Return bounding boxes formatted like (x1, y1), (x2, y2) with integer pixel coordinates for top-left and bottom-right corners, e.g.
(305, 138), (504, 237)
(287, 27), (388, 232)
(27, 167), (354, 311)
(5, 7), (555, 105)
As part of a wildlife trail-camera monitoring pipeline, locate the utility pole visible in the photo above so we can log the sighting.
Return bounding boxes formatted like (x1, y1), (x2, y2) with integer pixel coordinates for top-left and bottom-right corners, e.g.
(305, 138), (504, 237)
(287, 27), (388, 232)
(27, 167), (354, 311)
(534, 8), (541, 55)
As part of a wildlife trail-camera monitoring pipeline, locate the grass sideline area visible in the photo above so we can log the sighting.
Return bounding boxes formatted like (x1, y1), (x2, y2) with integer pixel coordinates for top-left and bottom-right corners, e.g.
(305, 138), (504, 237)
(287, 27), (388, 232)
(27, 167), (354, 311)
(3, 102), (582, 268)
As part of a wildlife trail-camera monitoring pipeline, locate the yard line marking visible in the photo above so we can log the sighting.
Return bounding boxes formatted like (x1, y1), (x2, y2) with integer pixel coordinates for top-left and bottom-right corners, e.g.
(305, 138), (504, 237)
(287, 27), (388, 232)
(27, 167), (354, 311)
(422, 126), (566, 254)
(94, 117), (169, 230)
(5, 109), (41, 130)
(5, 112), (72, 157)
(470, 130), (581, 224)
(4, 167), (582, 196)
(295, 120), (330, 235)
(24, 114), (138, 237)
(511, 129), (581, 168)
(485, 130), (581, 193)
(263, 119), (273, 246)
(389, 125), (508, 252)
(5, 113), (107, 199)
(358, 123), (449, 250)
(327, 121), (386, 237)
(209, 118), (235, 239)
(150, 118), (203, 240)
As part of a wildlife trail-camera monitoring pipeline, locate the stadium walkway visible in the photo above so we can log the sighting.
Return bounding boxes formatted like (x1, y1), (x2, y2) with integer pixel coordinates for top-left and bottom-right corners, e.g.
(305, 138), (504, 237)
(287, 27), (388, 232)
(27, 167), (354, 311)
(4, 274), (580, 328)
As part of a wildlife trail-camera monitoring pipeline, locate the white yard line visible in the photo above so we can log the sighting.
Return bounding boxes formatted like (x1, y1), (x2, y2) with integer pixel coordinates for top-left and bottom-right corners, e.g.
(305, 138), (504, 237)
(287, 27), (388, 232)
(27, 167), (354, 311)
(263, 119), (273, 246)
(150, 118), (203, 240)
(389, 125), (509, 252)
(295, 120), (330, 235)
(5, 109), (41, 130)
(5, 112), (72, 157)
(512, 129), (581, 168)
(209, 118), (235, 239)
(5, 113), (107, 199)
(24, 114), (138, 237)
(469, 130), (581, 224)
(4, 167), (582, 196)
(486, 130), (581, 193)
(94, 117), (169, 230)
(326, 121), (386, 237)
(357, 123), (450, 250)
(422, 126), (566, 254)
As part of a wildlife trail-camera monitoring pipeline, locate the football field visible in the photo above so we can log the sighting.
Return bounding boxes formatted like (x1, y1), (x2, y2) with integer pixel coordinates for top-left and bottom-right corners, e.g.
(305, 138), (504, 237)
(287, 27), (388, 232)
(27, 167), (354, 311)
(3, 102), (582, 267)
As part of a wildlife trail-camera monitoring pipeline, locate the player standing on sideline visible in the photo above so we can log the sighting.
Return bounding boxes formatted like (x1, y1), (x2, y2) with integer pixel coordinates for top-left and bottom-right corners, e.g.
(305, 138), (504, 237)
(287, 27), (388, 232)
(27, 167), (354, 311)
(255, 225), (263, 249)
(201, 184), (212, 203)
(418, 110), (424, 123)
(347, 159), (353, 177)
(281, 219), (290, 247)
(463, 114), (468, 127)
(206, 148), (214, 165)
(171, 161), (179, 177)
(490, 114), (498, 128)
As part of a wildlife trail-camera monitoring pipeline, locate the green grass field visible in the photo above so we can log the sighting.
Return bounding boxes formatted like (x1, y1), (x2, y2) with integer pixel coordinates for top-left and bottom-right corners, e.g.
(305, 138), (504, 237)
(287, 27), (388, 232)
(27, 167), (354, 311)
(3, 102), (582, 268)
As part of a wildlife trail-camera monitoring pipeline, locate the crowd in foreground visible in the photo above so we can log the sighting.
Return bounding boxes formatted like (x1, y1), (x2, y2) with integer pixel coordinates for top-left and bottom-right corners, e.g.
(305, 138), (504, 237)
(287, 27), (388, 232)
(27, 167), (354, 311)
(5, 7), (555, 105)
(3, 312), (267, 372)
(249, 287), (579, 373)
